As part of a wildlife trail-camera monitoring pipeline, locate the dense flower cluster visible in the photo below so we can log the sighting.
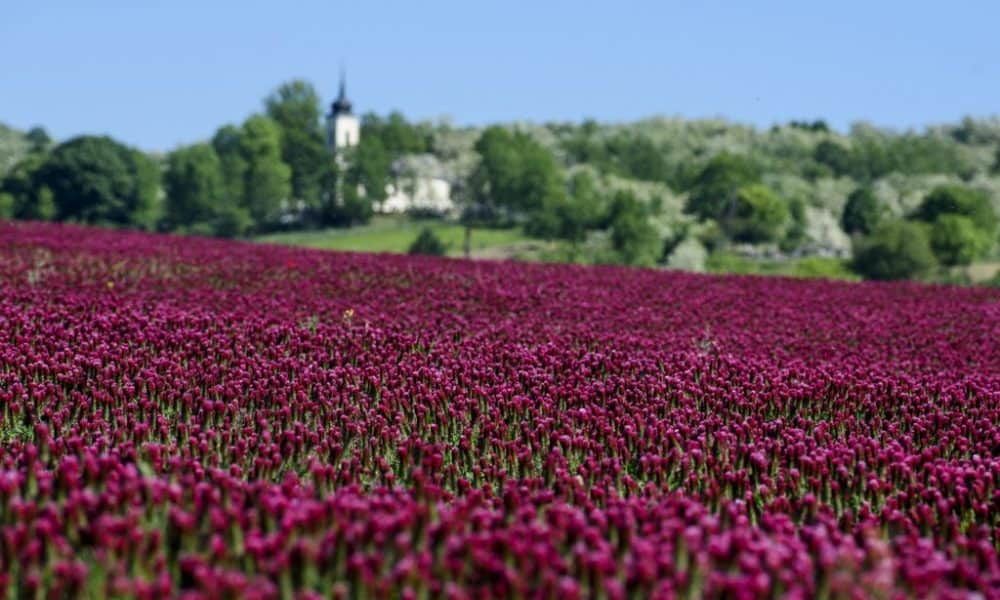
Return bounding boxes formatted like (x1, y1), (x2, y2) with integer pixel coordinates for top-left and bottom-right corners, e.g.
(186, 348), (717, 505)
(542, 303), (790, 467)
(0, 221), (998, 598)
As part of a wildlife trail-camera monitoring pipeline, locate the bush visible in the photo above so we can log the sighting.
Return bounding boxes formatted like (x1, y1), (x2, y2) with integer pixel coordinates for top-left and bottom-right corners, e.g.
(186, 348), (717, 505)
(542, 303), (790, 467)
(35, 135), (158, 227)
(841, 186), (883, 235)
(212, 204), (254, 238)
(779, 197), (808, 253)
(684, 152), (760, 221)
(725, 184), (788, 243)
(0, 192), (13, 219)
(408, 227), (447, 256)
(813, 140), (852, 177)
(914, 185), (996, 234)
(929, 214), (992, 266)
(607, 191), (660, 266)
(851, 220), (937, 280)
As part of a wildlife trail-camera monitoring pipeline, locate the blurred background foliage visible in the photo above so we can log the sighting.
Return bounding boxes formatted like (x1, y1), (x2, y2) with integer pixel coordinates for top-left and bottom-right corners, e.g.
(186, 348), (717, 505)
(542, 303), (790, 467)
(3, 80), (1000, 283)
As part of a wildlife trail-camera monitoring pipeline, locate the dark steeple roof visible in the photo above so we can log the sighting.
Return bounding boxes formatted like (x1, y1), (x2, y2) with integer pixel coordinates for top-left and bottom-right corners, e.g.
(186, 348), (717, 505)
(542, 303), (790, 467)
(330, 69), (353, 116)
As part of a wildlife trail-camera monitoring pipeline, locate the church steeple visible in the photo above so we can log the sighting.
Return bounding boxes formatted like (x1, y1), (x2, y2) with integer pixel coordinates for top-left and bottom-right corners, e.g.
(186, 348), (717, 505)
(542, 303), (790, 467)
(327, 67), (360, 152)
(331, 69), (353, 116)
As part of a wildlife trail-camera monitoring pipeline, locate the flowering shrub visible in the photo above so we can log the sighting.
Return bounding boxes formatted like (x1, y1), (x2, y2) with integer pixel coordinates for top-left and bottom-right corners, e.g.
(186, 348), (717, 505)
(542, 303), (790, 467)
(0, 220), (998, 598)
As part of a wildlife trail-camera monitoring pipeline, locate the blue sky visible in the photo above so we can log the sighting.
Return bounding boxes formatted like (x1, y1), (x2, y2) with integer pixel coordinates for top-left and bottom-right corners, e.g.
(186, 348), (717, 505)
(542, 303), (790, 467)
(2, 1), (997, 151)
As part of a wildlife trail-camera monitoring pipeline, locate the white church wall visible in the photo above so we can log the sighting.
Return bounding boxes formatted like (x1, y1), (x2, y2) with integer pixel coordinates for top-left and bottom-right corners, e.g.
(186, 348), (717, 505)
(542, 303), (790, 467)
(381, 177), (455, 215)
(331, 114), (360, 149)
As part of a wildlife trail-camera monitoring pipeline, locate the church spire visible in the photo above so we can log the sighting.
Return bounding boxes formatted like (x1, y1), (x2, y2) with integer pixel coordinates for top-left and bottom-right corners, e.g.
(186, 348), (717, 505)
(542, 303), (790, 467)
(331, 68), (353, 116)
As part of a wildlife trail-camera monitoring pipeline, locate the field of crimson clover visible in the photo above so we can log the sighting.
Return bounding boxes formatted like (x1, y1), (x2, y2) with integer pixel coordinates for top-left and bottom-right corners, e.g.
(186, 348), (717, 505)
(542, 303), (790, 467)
(0, 220), (998, 599)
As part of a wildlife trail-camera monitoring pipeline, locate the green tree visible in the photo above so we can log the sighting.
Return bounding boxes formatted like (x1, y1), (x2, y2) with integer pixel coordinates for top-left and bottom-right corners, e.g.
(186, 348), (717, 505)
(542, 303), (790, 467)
(313, 157), (342, 226)
(337, 184), (374, 227)
(725, 184), (788, 243)
(25, 127), (51, 154)
(34, 135), (157, 227)
(337, 136), (390, 225)
(265, 80), (327, 208)
(605, 133), (668, 182)
(929, 214), (992, 266)
(408, 227), (447, 256)
(556, 171), (604, 244)
(0, 192), (12, 218)
(239, 115), (291, 230)
(163, 143), (225, 232)
(607, 190), (660, 266)
(0, 153), (55, 220)
(467, 126), (566, 227)
(361, 111), (433, 155)
(780, 196), (808, 253)
(130, 150), (162, 230)
(561, 119), (606, 167)
(851, 220), (937, 280)
(813, 140), (851, 178)
(841, 186), (883, 235)
(212, 124), (247, 206)
(684, 152), (761, 222)
(914, 185), (996, 235)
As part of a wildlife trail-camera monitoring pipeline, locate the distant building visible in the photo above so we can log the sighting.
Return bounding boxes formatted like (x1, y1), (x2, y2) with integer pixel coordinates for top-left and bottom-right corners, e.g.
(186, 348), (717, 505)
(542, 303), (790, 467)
(382, 177), (454, 215)
(326, 72), (360, 153)
(381, 155), (456, 216)
(326, 75), (456, 215)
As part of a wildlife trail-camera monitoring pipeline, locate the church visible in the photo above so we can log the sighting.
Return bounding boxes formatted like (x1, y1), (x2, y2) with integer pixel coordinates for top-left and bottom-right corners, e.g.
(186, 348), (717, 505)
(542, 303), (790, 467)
(326, 74), (360, 153)
(324, 75), (456, 216)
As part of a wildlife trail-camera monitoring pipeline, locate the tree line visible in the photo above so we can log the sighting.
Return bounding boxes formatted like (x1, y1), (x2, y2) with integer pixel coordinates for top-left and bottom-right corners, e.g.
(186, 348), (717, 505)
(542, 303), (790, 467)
(0, 80), (434, 238)
(2, 79), (1000, 281)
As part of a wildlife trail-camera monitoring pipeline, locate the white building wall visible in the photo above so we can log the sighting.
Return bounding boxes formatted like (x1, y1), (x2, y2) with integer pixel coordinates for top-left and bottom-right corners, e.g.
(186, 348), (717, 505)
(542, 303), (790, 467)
(381, 177), (454, 214)
(329, 114), (360, 150)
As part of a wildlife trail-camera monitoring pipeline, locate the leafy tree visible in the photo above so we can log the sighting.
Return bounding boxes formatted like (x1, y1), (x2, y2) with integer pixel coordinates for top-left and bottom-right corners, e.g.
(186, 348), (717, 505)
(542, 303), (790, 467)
(607, 190), (660, 266)
(779, 196), (808, 253)
(337, 184), (374, 227)
(313, 157), (343, 226)
(34, 135), (157, 227)
(557, 171), (604, 244)
(212, 203), (254, 238)
(408, 227), (446, 256)
(265, 80), (327, 207)
(361, 112), (433, 155)
(0, 192), (13, 218)
(466, 126), (566, 227)
(212, 124), (247, 206)
(813, 140), (851, 177)
(891, 133), (969, 177)
(851, 220), (937, 280)
(163, 144), (225, 232)
(0, 153), (55, 220)
(845, 127), (896, 181)
(238, 115), (291, 230)
(25, 127), (51, 154)
(604, 133), (668, 182)
(725, 184), (788, 243)
(841, 186), (883, 235)
(847, 126), (970, 180)
(561, 119), (605, 167)
(684, 152), (761, 221)
(929, 214), (992, 266)
(993, 145), (1000, 174)
(789, 120), (830, 133)
(914, 185), (996, 235)
(336, 136), (390, 226)
(130, 150), (162, 230)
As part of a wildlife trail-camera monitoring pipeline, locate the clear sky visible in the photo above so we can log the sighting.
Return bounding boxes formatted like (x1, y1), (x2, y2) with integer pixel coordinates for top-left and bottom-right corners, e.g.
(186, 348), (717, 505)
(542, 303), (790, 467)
(2, 1), (997, 152)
